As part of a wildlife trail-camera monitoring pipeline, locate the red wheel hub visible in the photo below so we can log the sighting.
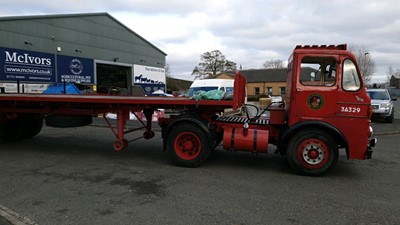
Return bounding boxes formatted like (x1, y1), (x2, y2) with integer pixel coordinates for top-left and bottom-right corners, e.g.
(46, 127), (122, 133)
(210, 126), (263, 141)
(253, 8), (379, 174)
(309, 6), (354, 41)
(174, 132), (202, 160)
(296, 138), (329, 169)
(308, 149), (319, 159)
(183, 140), (194, 150)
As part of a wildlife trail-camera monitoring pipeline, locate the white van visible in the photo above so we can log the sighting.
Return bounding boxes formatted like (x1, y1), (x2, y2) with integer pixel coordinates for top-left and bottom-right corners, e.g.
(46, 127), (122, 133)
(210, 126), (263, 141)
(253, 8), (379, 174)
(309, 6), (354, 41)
(187, 79), (234, 97)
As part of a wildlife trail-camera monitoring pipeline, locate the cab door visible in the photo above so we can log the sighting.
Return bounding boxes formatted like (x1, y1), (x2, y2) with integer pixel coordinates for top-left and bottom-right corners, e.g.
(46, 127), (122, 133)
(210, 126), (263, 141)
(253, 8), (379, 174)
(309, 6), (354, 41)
(335, 56), (370, 119)
(334, 55), (371, 159)
(292, 55), (339, 122)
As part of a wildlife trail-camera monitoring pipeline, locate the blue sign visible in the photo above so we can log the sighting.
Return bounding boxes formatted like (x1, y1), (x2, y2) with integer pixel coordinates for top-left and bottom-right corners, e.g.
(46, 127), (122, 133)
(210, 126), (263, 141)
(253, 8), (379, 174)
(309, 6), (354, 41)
(0, 47), (56, 82)
(57, 55), (94, 84)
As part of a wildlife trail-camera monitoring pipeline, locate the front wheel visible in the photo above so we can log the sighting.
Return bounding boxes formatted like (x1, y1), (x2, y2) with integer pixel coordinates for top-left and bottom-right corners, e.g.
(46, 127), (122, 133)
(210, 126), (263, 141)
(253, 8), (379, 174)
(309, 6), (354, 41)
(287, 129), (338, 176)
(166, 124), (211, 167)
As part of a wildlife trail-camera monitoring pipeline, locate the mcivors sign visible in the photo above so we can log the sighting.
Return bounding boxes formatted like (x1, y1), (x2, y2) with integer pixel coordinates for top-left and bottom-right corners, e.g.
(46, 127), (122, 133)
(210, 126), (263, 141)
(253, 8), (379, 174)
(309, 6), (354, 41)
(1, 47), (56, 82)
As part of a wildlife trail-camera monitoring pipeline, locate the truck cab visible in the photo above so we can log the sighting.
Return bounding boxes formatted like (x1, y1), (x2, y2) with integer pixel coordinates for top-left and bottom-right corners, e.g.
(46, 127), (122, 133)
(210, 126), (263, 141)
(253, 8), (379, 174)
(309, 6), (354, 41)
(281, 44), (375, 174)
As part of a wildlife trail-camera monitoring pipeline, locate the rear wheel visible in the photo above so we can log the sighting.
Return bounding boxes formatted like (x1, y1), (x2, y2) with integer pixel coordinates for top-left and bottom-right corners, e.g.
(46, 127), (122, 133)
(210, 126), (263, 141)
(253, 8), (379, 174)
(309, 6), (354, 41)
(287, 129), (338, 176)
(24, 114), (43, 138)
(3, 117), (27, 141)
(166, 124), (211, 167)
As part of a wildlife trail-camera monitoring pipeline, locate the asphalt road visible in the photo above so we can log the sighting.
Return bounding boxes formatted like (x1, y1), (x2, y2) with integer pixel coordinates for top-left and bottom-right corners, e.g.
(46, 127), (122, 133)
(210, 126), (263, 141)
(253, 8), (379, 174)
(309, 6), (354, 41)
(0, 124), (400, 225)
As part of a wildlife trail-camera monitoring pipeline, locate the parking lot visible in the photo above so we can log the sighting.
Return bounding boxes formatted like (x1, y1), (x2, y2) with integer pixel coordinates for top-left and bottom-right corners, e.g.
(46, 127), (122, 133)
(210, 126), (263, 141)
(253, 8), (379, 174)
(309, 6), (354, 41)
(1, 115), (400, 225)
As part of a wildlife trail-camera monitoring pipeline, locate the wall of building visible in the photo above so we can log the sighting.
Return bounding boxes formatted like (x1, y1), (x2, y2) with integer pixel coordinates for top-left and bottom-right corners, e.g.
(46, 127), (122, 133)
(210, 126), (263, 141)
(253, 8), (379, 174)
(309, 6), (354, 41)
(0, 13), (165, 67)
(246, 82), (286, 96)
(0, 13), (167, 94)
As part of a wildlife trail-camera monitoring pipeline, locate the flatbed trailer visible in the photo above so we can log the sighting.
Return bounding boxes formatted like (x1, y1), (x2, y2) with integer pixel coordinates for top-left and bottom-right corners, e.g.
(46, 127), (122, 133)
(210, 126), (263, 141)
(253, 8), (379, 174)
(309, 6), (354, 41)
(0, 73), (247, 151)
(0, 45), (376, 176)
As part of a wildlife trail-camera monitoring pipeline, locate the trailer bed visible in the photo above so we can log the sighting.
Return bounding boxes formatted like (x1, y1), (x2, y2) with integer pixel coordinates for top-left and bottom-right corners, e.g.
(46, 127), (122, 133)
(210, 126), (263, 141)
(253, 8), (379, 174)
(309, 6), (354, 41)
(0, 94), (239, 114)
(0, 73), (246, 151)
(0, 73), (246, 115)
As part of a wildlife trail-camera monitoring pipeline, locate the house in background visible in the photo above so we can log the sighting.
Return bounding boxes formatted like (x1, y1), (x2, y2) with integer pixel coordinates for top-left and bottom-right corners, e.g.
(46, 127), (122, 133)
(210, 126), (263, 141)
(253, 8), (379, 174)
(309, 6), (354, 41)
(210, 68), (287, 98)
(206, 72), (235, 80)
(390, 75), (400, 88)
(240, 68), (287, 97)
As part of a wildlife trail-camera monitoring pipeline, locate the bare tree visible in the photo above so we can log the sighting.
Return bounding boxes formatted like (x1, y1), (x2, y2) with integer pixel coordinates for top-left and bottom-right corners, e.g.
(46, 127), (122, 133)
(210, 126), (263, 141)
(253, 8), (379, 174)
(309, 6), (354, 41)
(194, 50), (236, 79)
(349, 47), (376, 84)
(224, 60), (237, 72)
(263, 59), (285, 69)
(191, 66), (203, 80)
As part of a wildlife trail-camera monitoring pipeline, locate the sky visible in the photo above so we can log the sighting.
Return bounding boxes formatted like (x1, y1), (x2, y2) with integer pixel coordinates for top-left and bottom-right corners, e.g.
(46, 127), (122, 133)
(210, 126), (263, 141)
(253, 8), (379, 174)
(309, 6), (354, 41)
(1, 0), (399, 82)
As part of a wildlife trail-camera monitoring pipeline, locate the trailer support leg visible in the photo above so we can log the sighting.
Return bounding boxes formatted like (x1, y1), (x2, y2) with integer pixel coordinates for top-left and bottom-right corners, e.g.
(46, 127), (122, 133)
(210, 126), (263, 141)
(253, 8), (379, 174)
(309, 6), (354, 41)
(143, 109), (155, 139)
(113, 110), (129, 151)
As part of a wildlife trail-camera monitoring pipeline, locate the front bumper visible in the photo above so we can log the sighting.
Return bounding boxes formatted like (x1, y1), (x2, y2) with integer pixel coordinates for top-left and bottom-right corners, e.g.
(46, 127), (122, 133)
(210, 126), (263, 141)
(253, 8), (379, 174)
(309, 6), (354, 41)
(371, 105), (392, 118)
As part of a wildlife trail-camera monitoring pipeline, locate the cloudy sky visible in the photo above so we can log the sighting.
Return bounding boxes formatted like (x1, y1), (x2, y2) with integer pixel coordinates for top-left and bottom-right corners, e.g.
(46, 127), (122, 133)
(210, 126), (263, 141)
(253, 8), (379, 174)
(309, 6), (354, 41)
(1, 0), (399, 82)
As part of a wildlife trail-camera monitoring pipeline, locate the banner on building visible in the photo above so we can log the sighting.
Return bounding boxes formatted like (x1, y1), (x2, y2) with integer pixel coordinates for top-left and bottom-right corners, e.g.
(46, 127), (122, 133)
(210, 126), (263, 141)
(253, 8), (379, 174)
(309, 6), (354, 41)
(133, 64), (166, 95)
(57, 55), (94, 84)
(0, 47), (56, 82)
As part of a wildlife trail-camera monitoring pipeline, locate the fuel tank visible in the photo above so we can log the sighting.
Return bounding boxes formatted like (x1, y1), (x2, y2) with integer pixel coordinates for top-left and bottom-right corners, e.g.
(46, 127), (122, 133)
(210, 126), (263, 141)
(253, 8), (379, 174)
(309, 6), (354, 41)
(223, 127), (269, 153)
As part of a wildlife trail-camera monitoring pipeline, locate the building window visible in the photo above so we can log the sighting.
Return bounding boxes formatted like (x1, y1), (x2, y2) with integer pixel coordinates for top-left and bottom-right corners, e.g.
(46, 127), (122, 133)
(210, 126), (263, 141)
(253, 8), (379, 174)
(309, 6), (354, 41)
(254, 87), (260, 95)
(280, 87), (286, 95)
(267, 87), (273, 95)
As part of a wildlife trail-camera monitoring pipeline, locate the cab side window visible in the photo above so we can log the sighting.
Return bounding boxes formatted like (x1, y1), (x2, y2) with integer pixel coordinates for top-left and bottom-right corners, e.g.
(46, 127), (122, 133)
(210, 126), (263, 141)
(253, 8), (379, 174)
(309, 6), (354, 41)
(342, 59), (361, 91)
(300, 56), (337, 86)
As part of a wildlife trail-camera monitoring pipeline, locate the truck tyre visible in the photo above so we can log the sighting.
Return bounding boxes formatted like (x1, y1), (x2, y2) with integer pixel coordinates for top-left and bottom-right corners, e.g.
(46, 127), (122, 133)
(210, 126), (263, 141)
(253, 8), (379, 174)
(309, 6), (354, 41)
(166, 124), (211, 167)
(25, 115), (43, 138)
(287, 129), (338, 176)
(3, 117), (28, 141)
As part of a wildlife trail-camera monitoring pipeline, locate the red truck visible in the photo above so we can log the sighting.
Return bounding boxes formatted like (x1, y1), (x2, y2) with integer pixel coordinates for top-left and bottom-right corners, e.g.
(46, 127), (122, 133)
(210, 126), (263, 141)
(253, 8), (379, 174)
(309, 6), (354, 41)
(0, 44), (376, 176)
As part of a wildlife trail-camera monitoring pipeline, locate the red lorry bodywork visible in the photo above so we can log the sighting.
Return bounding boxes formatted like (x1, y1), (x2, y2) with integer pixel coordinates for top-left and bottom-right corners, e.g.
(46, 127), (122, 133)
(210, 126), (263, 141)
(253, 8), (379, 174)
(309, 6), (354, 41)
(0, 44), (375, 175)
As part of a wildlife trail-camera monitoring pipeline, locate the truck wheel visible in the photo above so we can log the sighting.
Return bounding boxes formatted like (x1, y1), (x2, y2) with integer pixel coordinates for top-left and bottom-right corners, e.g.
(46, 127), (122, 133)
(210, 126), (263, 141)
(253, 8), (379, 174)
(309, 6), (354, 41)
(287, 129), (338, 176)
(23, 115), (43, 138)
(166, 124), (211, 167)
(3, 117), (28, 141)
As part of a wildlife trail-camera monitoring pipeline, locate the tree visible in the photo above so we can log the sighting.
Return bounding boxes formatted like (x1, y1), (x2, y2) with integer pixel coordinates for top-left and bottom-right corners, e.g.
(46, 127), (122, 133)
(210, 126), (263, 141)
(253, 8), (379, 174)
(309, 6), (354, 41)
(263, 59), (285, 69)
(224, 60), (237, 72)
(193, 50), (236, 79)
(349, 47), (376, 84)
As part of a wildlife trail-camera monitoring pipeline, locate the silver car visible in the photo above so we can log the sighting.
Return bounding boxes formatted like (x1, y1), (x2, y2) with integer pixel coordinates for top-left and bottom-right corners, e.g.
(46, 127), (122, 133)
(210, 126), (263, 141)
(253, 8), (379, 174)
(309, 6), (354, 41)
(367, 89), (396, 123)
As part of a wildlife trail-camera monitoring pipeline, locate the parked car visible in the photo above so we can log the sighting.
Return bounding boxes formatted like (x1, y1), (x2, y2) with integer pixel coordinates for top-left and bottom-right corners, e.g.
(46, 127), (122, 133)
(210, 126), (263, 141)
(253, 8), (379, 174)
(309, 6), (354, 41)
(366, 89), (396, 123)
